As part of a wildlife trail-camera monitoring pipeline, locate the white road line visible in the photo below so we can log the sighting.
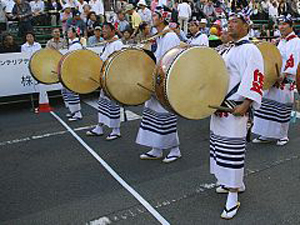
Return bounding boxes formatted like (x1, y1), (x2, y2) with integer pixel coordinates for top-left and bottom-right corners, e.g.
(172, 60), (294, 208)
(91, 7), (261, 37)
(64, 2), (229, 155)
(83, 99), (142, 121)
(50, 111), (170, 225)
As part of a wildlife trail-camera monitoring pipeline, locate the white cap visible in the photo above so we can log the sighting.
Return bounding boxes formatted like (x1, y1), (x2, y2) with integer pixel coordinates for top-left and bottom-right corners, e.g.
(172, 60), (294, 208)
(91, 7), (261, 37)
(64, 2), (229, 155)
(137, 0), (147, 6)
(199, 18), (207, 24)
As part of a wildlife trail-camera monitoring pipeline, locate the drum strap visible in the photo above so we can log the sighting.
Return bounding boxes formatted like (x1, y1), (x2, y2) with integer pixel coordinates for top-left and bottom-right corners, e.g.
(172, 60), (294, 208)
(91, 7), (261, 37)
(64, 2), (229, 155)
(234, 39), (251, 46)
(221, 82), (241, 109)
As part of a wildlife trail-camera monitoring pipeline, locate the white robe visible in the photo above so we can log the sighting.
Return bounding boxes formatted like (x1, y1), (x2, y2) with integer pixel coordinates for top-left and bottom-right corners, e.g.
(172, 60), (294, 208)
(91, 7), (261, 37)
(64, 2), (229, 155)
(253, 32), (300, 139)
(136, 27), (181, 149)
(98, 38), (124, 128)
(211, 36), (264, 188)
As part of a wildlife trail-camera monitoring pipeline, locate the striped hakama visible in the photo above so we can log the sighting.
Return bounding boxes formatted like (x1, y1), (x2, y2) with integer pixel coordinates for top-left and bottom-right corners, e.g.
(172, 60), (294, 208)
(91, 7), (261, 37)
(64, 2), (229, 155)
(252, 86), (294, 139)
(210, 114), (248, 188)
(136, 97), (179, 149)
(64, 88), (81, 114)
(98, 90), (120, 128)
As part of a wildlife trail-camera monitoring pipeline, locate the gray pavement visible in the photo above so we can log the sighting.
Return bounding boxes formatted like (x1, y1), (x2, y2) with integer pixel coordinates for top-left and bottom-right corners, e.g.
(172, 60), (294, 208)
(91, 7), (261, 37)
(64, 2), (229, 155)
(0, 98), (299, 225)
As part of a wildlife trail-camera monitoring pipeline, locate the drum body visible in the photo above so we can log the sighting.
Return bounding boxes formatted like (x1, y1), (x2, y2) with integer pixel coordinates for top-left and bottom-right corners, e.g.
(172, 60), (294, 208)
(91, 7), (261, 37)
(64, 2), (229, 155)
(58, 49), (103, 94)
(154, 46), (229, 120)
(254, 41), (282, 90)
(101, 47), (156, 105)
(29, 48), (62, 84)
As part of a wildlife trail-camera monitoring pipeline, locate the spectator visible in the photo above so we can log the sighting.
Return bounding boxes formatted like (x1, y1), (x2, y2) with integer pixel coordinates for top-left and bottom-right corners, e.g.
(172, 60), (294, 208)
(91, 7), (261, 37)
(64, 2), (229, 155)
(177, 0), (192, 34)
(121, 28), (135, 44)
(45, 0), (62, 26)
(135, 21), (151, 42)
(0, 0), (6, 32)
(115, 0), (128, 12)
(60, 0), (78, 10)
(30, 0), (46, 25)
(187, 18), (209, 46)
(169, 21), (188, 42)
(278, 0), (288, 16)
(137, 0), (151, 24)
(89, 0), (104, 19)
(260, 0), (270, 20)
(46, 28), (67, 49)
(88, 25), (103, 46)
(3, 0), (15, 20)
(125, 4), (142, 38)
(66, 10), (86, 36)
(158, 0), (167, 7)
(61, 5), (72, 33)
(115, 10), (130, 37)
(171, 1), (178, 23)
(77, 0), (88, 13)
(0, 33), (20, 53)
(86, 11), (101, 37)
(151, 0), (158, 12)
(268, 0), (278, 23)
(203, 0), (216, 22)
(12, 0), (33, 38)
(199, 18), (209, 35)
(81, 4), (91, 22)
(21, 32), (41, 54)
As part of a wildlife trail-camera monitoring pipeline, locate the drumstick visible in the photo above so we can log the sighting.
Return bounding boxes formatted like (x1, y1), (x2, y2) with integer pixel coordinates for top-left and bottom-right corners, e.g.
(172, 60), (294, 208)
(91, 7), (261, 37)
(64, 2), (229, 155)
(51, 70), (58, 74)
(275, 63), (281, 77)
(137, 83), (154, 93)
(89, 77), (100, 84)
(208, 105), (234, 113)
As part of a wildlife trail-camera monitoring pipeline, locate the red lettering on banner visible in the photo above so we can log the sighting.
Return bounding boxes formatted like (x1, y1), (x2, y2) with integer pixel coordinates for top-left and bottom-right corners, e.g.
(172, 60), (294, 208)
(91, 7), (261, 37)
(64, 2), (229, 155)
(250, 69), (264, 96)
(284, 54), (295, 71)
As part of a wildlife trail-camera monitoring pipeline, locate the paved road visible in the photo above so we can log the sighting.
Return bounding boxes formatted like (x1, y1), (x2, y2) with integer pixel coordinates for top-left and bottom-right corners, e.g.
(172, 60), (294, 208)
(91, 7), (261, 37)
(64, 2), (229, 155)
(0, 98), (299, 225)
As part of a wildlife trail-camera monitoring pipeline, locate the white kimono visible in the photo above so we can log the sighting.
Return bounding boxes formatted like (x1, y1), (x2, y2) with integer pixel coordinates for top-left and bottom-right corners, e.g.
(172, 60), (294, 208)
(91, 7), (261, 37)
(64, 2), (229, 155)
(136, 26), (181, 149)
(211, 36), (264, 188)
(63, 38), (82, 114)
(98, 38), (124, 128)
(187, 31), (209, 46)
(253, 32), (300, 139)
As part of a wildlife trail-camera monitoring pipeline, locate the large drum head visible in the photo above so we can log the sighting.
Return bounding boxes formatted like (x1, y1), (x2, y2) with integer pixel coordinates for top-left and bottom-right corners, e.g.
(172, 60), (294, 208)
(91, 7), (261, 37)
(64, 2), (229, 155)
(58, 49), (103, 94)
(103, 48), (155, 105)
(255, 41), (282, 90)
(165, 47), (229, 120)
(29, 48), (61, 84)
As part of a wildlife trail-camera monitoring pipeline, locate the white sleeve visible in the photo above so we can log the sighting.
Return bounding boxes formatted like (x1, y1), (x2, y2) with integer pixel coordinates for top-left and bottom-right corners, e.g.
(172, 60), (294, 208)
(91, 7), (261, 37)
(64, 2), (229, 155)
(282, 40), (300, 76)
(163, 33), (180, 53)
(236, 46), (264, 110)
(199, 34), (209, 46)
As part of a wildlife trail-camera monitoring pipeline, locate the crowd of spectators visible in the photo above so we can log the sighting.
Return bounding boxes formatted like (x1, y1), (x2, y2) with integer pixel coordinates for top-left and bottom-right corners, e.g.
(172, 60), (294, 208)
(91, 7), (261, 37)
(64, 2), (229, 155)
(0, 0), (300, 53)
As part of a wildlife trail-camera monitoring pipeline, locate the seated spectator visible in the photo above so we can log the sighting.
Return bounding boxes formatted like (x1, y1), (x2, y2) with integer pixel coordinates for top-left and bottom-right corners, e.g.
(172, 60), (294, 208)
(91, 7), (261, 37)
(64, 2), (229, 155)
(121, 28), (135, 45)
(60, 0), (78, 10)
(21, 32), (41, 54)
(60, 5), (72, 33)
(203, 0), (216, 22)
(30, 0), (46, 25)
(88, 26), (103, 46)
(115, 0), (128, 12)
(78, 0), (88, 13)
(199, 18), (209, 35)
(89, 0), (104, 20)
(137, 0), (151, 24)
(115, 10), (130, 37)
(135, 21), (151, 42)
(46, 28), (67, 50)
(0, 33), (20, 53)
(3, 0), (15, 21)
(86, 11), (101, 37)
(45, 0), (62, 26)
(81, 4), (91, 22)
(171, 1), (179, 23)
(12, 0), (33, 38)
(150, 0), (158, 12)
(125, 4), (142, 38)
(208, 26), (222, 48)
(187, 18), (209, 46)
(67, 10), (86, 36)
(169, 21), (188, 42)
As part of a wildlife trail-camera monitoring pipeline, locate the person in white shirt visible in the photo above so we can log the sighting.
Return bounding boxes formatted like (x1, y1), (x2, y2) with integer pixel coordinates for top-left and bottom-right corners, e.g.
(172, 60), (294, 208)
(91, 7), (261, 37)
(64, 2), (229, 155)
(30, 0), (45, 25)
(89, 0), (104, 17)
(77, 0), (87, 13)
(3, 0), (15, 19)
(177, 0), (191, 34)
(137, 6), (182, 164)
(137, 0), (151, 24)
(187, 18), (209, 46)
(268, 0), (278, 23)
(158, 0), (167, 7)
(86, 22), (124, 140)
(21, 32), (41, 54)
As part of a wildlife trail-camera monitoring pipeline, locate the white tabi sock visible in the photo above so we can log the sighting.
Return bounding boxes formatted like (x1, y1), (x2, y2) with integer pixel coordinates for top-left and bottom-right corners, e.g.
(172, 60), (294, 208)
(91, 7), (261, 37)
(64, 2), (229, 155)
(226, 191), (238, 210)
(147, 148), (163, 157)
(73, 111), (82, 119)
(92, 124), (104, 134)
(167, 146), (181, 157)
(111, 127), (120, 135)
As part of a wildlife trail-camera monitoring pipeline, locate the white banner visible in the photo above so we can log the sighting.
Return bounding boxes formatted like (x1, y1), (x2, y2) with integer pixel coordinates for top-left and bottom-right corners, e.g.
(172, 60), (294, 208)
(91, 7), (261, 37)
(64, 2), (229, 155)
(0, 47), (103, 98)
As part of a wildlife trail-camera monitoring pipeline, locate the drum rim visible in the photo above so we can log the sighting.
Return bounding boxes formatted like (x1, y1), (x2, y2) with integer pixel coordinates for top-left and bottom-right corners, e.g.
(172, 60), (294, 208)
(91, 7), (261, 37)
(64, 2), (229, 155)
(58, 49), (101, 94)
(29, 48), (61, 85)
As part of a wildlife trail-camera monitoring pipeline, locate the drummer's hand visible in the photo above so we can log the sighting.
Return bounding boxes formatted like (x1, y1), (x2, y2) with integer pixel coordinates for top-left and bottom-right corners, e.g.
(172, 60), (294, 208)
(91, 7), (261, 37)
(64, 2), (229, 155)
(232, 99), (253, 117)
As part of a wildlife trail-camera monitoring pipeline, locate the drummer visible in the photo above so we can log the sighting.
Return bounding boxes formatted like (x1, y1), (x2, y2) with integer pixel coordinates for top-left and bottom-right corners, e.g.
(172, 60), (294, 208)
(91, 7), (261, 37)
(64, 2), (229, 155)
(136, 6), (182, 163)
(187, 18), (209, 46)
(64, 26), (83, 121)
(86, 22), (124, 140)
(209, 12), (264, 219)
(252, 15), (300, 146)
